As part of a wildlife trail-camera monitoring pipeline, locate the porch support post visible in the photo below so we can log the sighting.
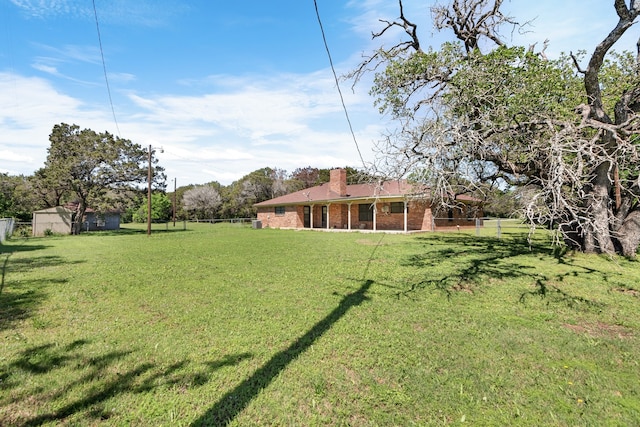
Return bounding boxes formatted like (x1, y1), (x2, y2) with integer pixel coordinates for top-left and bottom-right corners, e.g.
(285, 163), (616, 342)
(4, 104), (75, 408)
(348, 203), (352, 230)
(310, 204), (314, 229)
(373, 201), (377, 231)
(404, 200), (408, 232)
(326, 203), (330, 229)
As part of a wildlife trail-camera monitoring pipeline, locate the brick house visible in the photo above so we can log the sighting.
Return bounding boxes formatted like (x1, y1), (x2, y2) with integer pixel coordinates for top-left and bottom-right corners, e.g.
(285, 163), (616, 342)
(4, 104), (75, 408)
(254, 169), (482, 232)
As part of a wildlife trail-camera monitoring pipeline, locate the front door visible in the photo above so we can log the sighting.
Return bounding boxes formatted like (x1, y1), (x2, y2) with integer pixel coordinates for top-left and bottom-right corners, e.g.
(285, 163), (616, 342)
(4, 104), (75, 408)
(303, 206), (311, 228)
(321, 206), (327, 228)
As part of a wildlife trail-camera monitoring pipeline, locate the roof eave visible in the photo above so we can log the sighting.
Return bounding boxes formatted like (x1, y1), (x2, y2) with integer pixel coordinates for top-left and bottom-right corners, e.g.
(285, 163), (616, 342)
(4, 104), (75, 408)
(255, 193), (429, 207)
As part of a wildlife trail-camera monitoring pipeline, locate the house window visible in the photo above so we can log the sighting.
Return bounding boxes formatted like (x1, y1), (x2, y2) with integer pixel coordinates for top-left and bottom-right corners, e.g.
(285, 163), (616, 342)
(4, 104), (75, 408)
(390, 202), (405, 214)
(274, 206), (285, 216)
(358, 204), (373, 221)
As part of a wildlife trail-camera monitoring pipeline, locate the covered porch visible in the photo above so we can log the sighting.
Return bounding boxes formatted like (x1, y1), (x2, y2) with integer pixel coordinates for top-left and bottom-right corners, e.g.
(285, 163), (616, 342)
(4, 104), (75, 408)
(301, 197), (432, 232)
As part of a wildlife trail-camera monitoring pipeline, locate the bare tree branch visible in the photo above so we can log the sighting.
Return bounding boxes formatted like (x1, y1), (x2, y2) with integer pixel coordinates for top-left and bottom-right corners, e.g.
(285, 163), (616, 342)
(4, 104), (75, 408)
(432, 0), (518, 53)
(351, 0), (640, 256)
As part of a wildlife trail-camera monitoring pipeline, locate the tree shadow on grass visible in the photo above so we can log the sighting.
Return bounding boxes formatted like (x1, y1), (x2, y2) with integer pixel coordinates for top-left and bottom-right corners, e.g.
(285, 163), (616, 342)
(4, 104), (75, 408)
(396, 233), (607, 307)
(190, 279), (374, 427)
(0, 279), (68, 332)
(82, 226), (194, 237)
(0, 242), (51, 254)
(0, 338), (253, 426)
(1, 243), (53, 295)
(188, 234), (384, 426)
(518, 277), (605, 312)
(1, 242), (83, 332)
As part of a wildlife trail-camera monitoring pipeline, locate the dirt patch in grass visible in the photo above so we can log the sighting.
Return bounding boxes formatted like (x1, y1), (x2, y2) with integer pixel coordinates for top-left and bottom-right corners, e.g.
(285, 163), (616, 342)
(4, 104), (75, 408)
(356, 239), (385, 246)
(563, 322), (634, 339)
(613, 287), (640, 297)
(451, 282), (474, 294)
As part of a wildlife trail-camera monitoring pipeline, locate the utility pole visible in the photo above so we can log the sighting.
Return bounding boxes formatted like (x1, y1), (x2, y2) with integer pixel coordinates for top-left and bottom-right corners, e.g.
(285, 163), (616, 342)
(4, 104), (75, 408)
(173, 177), (177, 227)
(146, 145), (164, 236)
(147, 144), (152, 236)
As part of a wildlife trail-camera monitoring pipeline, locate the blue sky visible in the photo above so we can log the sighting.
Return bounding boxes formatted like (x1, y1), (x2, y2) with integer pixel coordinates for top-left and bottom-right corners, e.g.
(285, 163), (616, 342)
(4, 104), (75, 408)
(1, 1), (638, 185)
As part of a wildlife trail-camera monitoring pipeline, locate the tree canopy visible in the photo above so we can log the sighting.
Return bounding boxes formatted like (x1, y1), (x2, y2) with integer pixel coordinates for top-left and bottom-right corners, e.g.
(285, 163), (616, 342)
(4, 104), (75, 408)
(182, 185), (222, 220)
(1, 122), (378, 228)
(35, 123), (164, 234)
(350, 0), (640, 257)
(132, 193), (172, 223)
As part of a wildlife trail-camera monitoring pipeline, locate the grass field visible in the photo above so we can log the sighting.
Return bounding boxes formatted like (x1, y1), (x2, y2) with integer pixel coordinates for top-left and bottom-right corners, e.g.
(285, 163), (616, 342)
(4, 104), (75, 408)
(1, 223), (639, 426)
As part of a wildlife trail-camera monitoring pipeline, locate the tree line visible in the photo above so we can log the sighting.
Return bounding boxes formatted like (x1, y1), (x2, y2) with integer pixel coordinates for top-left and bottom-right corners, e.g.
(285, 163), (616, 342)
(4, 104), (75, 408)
(0, 121), (533, 229)
(142, 165), (369, 223)
(0, 126), (368, 226)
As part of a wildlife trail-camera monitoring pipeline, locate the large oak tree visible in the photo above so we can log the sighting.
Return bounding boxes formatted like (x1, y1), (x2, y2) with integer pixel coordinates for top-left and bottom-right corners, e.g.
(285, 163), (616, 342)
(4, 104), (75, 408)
(351, 0), (640, 257)
(37, 123), (164, 234)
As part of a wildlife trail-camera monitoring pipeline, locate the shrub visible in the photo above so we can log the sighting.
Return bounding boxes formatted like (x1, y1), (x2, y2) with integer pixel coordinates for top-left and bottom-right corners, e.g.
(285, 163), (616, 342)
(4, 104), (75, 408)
(17, 225), (32, 237)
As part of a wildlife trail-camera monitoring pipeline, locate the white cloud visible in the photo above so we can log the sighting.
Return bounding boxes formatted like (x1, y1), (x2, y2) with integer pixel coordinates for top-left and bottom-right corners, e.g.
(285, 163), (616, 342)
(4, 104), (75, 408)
(127, 70), (370, 146)
(29, 43), (104, 84)
(31, 62), (60, 76)
(1, 0), (393, 184)
(109, 72), (136, 83)
(345, 1), (638, 59)
(118, 69), (381, 184)
(9, 0), (81, 19)
(8, 0), (186, 26)
(0, 63), (380, 184)
(32, 43), (101, 64)
(505, 1), (638, 57)
(7, 1), (634, 187)
(0, 72), (112, 174)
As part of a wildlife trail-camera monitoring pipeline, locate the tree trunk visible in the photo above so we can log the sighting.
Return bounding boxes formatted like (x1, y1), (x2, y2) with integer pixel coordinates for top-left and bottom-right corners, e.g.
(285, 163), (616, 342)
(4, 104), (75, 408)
(72, 203), (87, 235)
(583, 163), (616, 254)
(616, 210), (640, 258)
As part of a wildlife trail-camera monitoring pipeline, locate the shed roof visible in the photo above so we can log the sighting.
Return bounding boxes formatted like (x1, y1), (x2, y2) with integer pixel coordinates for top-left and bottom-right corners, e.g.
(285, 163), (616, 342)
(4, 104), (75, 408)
(33, 206), (74, 214)
(63, 202), (120, 214)
(33, 204), (121, 215)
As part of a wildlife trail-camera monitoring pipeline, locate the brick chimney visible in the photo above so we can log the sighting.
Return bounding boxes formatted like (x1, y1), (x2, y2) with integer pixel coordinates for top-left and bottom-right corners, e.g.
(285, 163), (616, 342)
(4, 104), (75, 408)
(329, 168), (347, 197)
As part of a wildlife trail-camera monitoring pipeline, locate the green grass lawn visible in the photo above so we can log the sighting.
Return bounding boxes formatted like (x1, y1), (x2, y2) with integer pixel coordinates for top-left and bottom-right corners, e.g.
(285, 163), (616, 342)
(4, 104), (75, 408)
(1, 223), (639, 426)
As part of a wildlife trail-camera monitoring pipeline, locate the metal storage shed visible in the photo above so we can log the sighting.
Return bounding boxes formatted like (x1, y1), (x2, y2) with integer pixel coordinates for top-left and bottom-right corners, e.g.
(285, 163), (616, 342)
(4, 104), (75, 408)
(32, 206), (73, 236)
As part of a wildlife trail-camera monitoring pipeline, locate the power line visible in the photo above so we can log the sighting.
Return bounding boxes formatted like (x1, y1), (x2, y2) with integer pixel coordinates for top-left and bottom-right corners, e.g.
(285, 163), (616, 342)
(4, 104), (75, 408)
(313, 0), (367, 169)
(92, 0), (121, 137)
